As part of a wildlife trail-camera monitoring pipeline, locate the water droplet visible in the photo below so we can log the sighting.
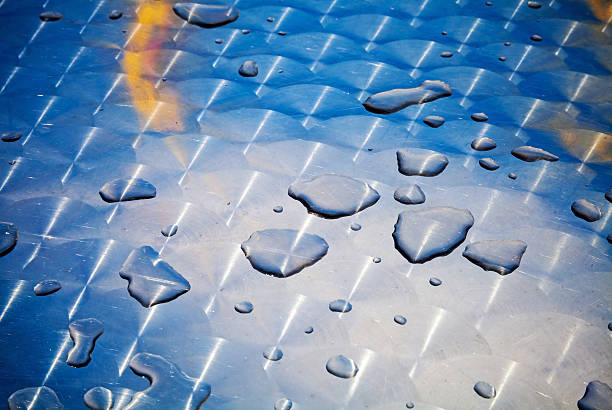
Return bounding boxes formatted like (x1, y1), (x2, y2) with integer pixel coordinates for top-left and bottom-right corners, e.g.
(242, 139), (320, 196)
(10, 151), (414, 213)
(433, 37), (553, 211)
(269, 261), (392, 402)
(441, 31), (448, 35)
(394, 315), (407, 325)
(605, 189), (611, 202)
(608, 322), (612, 331)
(172, 3), (239, 28)
(350, 222), (362, 231)
(463, 240), (527, 275)
(504, 41), (511, 46)
(485, 1), (493, 5)
(393, 207), (474, 263)
(394, 184), (426, 205)
(66, 318), (104, 367)
(84, 386), (113, 410)
(273, 205), (283, 213)
(278, 31), (287, 36)
(305, 326), (314, 334)
(109, 10), (123, 20)
(571, 199), (602, 222)
(263, 346), (283, 361)
(124, 353), (211, 409)
(241, 29), (250, 34)
(471, 112), (488, 122)
(161, 224), (178, 237)
(33, 280), (61, 296)
(511, 146), (558, 162)
(474, 381), (496, 399)
(241, 229), (329, 278)
(578, 381), (612, 410)
(119, 246), (190, 307)
(326, 355), (359, 379)
(39, 11), (63, 21)
(607, 234), (611, 244)
(527, 1), (542, 8)
(1, 131), (22, 142)
(531, 34), (543, 42)
(440, 51), (453, 58)
(0, 222), (18, 257)
(234, 301), (253, 314)
(372, 256), (381, 263)
(267, 17), (274, 22)
(498, 56), (507, 61)
(406, 402), (415, 409)
(288, 174), (380, 218)
(215, 38), (223, 44)
(8, 387), (63, 409)
(274, 398), (293, 410)
(329, 299), (352, 313)
(397, 149), (449, 177)
(479, 158), (499, 171)
(363, 80), (452, 114)
(429, 277), (442, 286)
(423, 115), (445, 128)
(8, 160), (16, 165)
(99, 178), (156, 203)
(471, 137), (496, 151)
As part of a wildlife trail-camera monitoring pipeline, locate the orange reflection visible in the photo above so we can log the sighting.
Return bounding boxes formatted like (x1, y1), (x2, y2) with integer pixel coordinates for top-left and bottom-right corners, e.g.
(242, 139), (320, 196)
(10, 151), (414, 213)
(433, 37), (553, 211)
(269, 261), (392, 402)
(587, 0), (612, 22)
(122, 0), (183, 132)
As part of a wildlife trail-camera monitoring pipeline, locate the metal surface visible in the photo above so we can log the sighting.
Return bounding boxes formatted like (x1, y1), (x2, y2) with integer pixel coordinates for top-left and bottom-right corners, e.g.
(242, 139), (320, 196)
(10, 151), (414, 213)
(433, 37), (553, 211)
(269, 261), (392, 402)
(0, 0), (611, 408)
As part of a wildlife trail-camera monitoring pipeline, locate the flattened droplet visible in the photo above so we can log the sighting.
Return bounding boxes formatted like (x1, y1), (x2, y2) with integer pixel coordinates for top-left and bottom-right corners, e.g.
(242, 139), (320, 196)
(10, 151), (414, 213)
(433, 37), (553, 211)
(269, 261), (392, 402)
(463, 240), (527, 275)
(471, 112), (489, 122)
(99, 178), (156, 203)
(84, 386), (113, 410)
(241, 229), (329, 277)
(578, 381), (612, 410)
(372, 256), (381, 263)
(474, 381), (496, 399)
(394, 315), (407, 325)
(0, 222), (18, 257)
(511, 146), (558, 162)
(214, 38), (223, 44)
(119, 246), (190, 307)
(161, 225), (178, 237)
(393, 207), (474, 263)
(429, 277), (442, 286)
(363, 80), (452, 114)
(527, 1), (542, 8)
(394, 185), (426, 205)
(329, 299), (352, 313)
(124, 353), (211, 410)
(66, 318), (104, 367)
(440, 51), (453, 58)
(1, 131), (22, 142)
(479, 158), (499, 171)
(571, 199), (602, 222)
(172, 3), (239, 28)
(33, 280), (61, 296)
(326, 355), (359, 379)
(234, 301), (253, 313)
(263, 346), (283, 361)
(350, 222), (362, 231)
(273, 205), (283, 213)
(508, 172), (517, 179)
(239, 60), (258, 77)
(109, 10), (123, 20)
(39, 11), (62, 21)
(531, 34), (543, 42)
(397, 149), (449, 177)
(423, 115), (445, 128)
(8, 386), (63, 410)
(274, 398), (293, 410)
(288, 174), (380, 218)
(471, 137), (496, 151)
(406, 402), (415, 409)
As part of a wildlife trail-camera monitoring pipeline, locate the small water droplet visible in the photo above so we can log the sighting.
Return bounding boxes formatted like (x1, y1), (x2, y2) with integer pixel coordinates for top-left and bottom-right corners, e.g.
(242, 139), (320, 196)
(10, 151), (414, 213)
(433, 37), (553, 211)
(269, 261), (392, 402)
(305, 326), (314, 334)
(485, 1), (493, 5)
(429, 277), (442, 286)
(394, 315), (407, 325)
(394, 184), (426, 205)
(527, 1), (542, 8)
(267, 16), (274, 22)
(109, 10), (123, 20)
(423, 115), (445, 128)
(608, 322), (612, 331)
(471, 112), (488, 122)
(479, 158), (499, 171)
(161, 224), (178, 237)
(66, 318), (104, 367)
(363, 81), (452, 114)
(278, 31), (287, 36)
(33, 280), (61, 296)
(274, 398), (293, 410)
(350, 222), (362, 231)
(406, 401), (415, 408)
(39, 11), (63, 21)
(0, 222), (18, 257)
(504, 41), (511, 46)
(463, 240), (527, 275)
(471, 137), (496, 151)
(241, 29), (250, 34)
(234, 301), (253, 314)
(326, 355), (359, 378)
(172, 3), (239, 28)
(511, 146), (558, 162)
(571, 199), (602, 222)
(530, 34), (542, 42)
(440, 51), (453, 58)
(329, 299), (352, 313)
(441, 31), (448, 35)
(263, 346), (283, 361)
(578, 381), (612, 410)
(8, 160), (16, 165)
(397, 149), (449, 177)
(607, 234), (612, 244)
(277, 69), (284, 73)
(215, 38), (223, 44)
(474, 381), (496, 399)
(8, 387), (63, 409)
(372, 256), (381, 263)
(605, 189), (611, 202)
(1, 131), (22, 142)
(273, 205), (283, 213)
(99, 178), (156, 203)
(498, 56), (506, 61)
(84, 386), (113, 410)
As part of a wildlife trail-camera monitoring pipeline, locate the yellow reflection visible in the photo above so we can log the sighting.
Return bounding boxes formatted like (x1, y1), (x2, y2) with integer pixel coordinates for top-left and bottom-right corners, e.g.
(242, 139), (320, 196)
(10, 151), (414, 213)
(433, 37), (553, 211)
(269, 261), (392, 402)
(588, 0), (612, 22)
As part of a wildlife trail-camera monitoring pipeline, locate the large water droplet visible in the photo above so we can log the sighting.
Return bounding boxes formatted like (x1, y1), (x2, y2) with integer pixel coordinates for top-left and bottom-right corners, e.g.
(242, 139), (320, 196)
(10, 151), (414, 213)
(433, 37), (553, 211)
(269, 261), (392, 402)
(161, 225), (178, 237)
(241, 229), (328, 278)
(393, 207), (474, 263)
(288, 174), (380, 218)
(394, 315), (407, 325)
(33, 280), (61, 296)
(172, 3), (239, 28)
(394, 185), (426, 205)
(274, 398), (293, 410)
(239, 60), (258, 77)
(471, 113), (489, 122)
(109, 10), (123, 20)
(8, 386), (63, 410)
(84, 386), (113, 410)
(39, 11), (62, 21)
(234, 301), (253, 314)
(571, 200), (602, 222)
(119, 246), (190, 308)
(363, 80), (452, 114)
(423, 115), (445, 128)
(124, 353), (211, 410)
(396, 149), (449, 177)
(326, 355), (359, 379)
(578, 381), (612, 410)
(0, 222), (18, 257)
(99, 178), (156, 203)
(263, 346), (283, 361)
(1, 131), (22, 142)
(479, 158), (499, 171)
(329, 299), (352, 313)
(463, 240), (527, 275)
(511, 146), (558, 162)
(66, 318), (104, 367)
(474, 381), (496, 399)
(471, 137), (496, 151)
